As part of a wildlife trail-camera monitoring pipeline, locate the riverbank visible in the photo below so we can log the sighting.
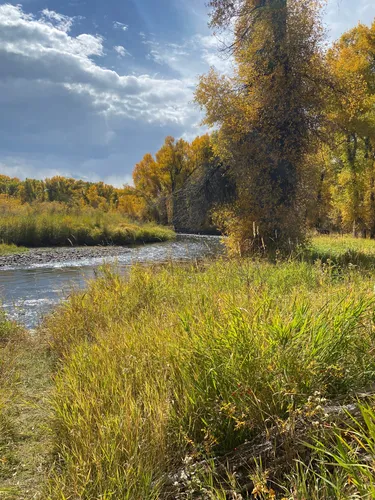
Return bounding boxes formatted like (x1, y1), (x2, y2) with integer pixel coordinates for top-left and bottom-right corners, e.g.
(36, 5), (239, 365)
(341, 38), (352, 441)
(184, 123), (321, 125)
(0, 245), (132, 269)
(0, 244), (28, 256)
(2, 236), (375, 498)
(0, 203), (175, 248)
(0, 235), (224, 330)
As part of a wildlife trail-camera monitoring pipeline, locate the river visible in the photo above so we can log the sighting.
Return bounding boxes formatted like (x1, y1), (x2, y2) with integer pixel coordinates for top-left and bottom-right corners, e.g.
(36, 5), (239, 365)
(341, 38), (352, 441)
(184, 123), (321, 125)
(0, 235), (224, 329)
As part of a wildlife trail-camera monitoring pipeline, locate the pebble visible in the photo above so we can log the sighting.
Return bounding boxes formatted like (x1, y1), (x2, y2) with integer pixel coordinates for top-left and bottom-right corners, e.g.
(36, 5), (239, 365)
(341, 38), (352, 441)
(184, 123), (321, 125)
(0, 246), (131, 269)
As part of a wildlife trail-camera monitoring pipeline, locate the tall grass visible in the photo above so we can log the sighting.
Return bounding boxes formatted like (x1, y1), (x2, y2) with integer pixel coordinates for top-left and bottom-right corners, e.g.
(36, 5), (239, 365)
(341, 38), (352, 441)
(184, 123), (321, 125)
(280, 398), (375, 500)
(0, 312), (53, 498)
(42, 253), (375, 498)
(308, 234), (375, 270)
(0, 202), (175, 247)
(0, 312), (24, 490)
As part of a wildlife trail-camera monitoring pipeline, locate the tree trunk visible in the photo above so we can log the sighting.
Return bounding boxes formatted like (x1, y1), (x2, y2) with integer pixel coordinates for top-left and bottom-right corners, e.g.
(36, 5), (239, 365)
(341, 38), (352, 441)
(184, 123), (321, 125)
(347, 133), (359, 236)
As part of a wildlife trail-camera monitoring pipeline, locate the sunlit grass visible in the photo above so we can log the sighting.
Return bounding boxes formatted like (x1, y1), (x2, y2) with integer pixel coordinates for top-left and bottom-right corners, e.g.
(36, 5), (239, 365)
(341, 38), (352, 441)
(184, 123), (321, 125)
(42, 251), (375, 498)
(299, 234), (375, 272)
(0, 203), (175, 247)
(0, 243), (28, 256)
(3, 234), (375, 497)
(0, 313), (52, 498)
(0, 312), (24, 490)
(312, 234), (375, 256)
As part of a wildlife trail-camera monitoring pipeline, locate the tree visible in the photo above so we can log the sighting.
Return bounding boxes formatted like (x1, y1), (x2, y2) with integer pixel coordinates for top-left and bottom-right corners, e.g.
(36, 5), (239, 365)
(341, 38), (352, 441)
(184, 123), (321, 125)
(326, 21), (375, 237)
(86, 185), (108, 210)
(154, 136), (194, 224)
(132, 153), (167, 221)
(0, 175), (21, 197)
(196, 0), (329, 254)
(133, 153), (162, 200)
(172, 134), (234, 233)
(155, 136), (193, 193)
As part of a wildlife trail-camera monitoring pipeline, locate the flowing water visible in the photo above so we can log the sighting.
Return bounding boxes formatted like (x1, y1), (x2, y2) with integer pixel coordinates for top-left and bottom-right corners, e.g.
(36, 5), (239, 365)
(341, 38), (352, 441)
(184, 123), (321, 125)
(0, 235), (224, 329)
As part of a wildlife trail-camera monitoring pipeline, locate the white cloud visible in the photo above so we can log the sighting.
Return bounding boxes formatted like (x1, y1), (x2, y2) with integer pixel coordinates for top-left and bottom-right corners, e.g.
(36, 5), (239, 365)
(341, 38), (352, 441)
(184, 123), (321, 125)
(114, 45), (130, 58)
(0, 4), (197, 126)
(113, 21), (128, 32)
(0, 154), (133, 187)
(325, 0), (375, 41)
(143, 33), (233, 77)
(41, 9), (75, 32)
(0, 157), (77, 181)
(194, 34), (233, 74)
(0, 4), (220, 183)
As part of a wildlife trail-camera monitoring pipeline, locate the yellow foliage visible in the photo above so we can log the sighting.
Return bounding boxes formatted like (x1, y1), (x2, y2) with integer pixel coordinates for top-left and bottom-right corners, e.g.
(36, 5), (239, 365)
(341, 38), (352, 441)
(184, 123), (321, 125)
(197, 0), (328, 253)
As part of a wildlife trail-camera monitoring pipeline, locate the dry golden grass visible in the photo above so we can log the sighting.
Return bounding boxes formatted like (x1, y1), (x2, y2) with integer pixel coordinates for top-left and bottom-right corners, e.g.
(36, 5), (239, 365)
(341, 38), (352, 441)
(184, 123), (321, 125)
(0, 202), (175, 247)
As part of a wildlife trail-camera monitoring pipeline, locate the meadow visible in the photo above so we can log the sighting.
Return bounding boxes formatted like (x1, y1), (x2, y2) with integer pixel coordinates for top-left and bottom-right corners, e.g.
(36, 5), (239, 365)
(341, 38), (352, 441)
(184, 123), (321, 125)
(2, 235), (375, 498)
(0, 202), (175, 248)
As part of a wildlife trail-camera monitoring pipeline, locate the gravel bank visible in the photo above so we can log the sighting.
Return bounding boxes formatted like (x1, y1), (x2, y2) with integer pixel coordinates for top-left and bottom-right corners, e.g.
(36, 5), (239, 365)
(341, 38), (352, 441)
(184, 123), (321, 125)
(0, 246), (131, 269)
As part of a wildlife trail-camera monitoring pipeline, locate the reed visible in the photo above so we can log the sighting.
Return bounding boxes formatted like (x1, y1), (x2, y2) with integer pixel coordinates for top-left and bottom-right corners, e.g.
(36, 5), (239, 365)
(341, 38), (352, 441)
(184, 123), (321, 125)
(0, 202), (175, 247)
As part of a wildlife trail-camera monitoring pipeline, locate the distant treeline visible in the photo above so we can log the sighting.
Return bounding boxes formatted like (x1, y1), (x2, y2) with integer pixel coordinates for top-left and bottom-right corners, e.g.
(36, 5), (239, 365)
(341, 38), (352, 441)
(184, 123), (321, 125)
(0, 133), (231, 233)
(0, 175), (144, 219)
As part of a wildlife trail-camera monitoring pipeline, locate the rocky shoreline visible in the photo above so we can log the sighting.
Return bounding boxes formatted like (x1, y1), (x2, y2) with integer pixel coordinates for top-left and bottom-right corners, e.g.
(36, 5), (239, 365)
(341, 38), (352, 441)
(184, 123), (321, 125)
(0, 246), (132, 269)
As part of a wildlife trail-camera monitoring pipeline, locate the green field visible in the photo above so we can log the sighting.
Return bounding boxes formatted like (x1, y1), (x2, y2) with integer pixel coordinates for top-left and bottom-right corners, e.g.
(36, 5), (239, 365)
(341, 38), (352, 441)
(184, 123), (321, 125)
(2, 235), (375, 498)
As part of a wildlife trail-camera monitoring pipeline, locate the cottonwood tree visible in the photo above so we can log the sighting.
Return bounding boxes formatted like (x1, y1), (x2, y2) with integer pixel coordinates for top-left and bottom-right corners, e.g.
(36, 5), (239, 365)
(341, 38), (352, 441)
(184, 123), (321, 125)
(132, 153), (167, 221)
(196, 0), (329, 254)
(326, 21), (375, 237)
(133, 137), (206, 224)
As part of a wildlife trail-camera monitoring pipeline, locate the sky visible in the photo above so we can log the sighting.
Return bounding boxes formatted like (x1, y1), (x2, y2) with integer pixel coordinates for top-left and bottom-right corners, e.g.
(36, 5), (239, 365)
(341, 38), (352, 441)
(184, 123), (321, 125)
(0, 0), (374, 187)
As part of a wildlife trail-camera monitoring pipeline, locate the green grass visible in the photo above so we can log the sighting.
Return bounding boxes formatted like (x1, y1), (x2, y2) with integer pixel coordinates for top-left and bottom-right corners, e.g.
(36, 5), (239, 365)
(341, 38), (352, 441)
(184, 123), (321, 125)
(0, 244), (28, 256)
(3, 235), (375, 498)
(41, 242), (375, 499)
(312, 234), (375, 254)
(0, 313), (52, 499)
(0, 314), (20, 493)
(0, 204), (175, 247)
(308, 234), (375, 269)
(288, 399), (375, 499)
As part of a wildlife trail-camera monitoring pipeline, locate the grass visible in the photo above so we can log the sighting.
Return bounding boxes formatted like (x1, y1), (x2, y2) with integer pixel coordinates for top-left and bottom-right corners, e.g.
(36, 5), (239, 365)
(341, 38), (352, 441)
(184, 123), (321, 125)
(0, 202), (175, 247)
(289, 399), (375, 499)
(0, 313), (21, 494)
(308, 234), (375, 269)
(0, 313), (52, 499)
(0, 244), (28, 256)
(3, 234), (375, 498)
(313, 233), (375, 254)
(41, 236), (375, 499)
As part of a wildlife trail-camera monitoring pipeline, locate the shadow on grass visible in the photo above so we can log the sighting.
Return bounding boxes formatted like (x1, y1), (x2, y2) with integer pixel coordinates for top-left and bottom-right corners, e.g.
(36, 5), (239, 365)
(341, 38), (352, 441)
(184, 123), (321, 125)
(303, 247), (375, 271)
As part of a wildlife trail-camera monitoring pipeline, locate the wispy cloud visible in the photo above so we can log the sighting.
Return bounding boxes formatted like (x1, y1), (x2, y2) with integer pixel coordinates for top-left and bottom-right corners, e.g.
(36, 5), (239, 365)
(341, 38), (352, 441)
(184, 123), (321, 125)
(113, 21), (128, 32)
(143, 32), (233, 77)
(114, 45), (130, 58)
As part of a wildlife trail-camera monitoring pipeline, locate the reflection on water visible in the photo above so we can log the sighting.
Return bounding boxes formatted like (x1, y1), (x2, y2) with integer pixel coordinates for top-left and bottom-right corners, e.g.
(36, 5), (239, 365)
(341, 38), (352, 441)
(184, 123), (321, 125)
(0, 235), (224, 329)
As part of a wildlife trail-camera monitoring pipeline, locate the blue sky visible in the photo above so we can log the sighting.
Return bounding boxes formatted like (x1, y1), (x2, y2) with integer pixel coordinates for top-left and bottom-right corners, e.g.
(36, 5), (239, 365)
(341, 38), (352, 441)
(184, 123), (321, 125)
(0, 0), (374, 187)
